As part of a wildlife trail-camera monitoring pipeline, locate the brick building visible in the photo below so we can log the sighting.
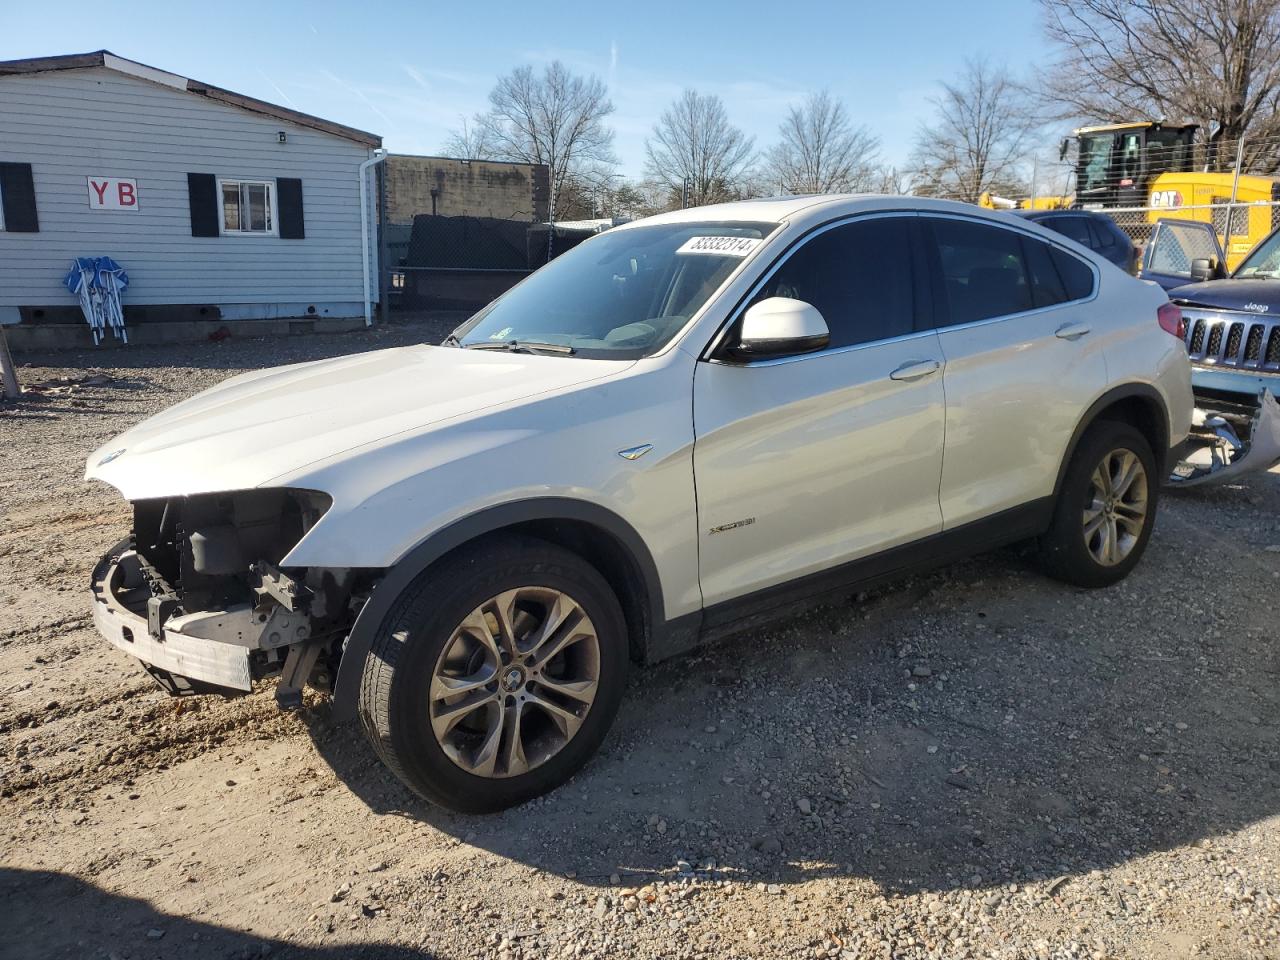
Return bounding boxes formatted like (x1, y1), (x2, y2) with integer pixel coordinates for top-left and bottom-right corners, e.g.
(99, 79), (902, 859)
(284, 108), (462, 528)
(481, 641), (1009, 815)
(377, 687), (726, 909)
(382, 156), (549, 226)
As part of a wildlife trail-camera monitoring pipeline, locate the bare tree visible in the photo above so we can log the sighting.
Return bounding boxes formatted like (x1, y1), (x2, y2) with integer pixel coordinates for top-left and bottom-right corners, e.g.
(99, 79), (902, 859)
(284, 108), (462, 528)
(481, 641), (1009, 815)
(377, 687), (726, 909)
(450, 62), (617, 216)
(644, 90), (755, 207)
(766, 90), (882, 194)
(873, 165), (911, 195)
(1037, 0), (1280, 167)
(909, 58), (1036, 202)
(440, 117), (495, 160)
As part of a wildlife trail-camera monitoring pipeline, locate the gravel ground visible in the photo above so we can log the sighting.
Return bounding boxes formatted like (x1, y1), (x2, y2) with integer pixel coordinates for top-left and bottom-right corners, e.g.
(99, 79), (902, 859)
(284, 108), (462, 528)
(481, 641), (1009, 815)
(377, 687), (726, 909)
(1, 317), (1278, 960)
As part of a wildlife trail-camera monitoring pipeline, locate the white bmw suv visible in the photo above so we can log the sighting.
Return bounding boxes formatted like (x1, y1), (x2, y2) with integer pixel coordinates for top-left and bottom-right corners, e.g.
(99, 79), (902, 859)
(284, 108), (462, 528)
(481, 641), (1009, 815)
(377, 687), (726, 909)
(87, 196), (1193, 812)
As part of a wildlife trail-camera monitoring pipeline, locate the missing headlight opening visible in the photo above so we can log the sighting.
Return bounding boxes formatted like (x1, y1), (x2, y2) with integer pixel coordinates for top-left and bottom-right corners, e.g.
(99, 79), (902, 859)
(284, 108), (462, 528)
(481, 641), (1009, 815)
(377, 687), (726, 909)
(91, 489), (367, 709)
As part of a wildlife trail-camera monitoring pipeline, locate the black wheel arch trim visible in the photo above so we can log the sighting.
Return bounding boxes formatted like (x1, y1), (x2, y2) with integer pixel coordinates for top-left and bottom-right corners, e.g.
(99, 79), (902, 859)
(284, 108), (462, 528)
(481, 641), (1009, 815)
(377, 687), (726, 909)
(1053, 382), (1171, 499)
(330, 497), (668, 722)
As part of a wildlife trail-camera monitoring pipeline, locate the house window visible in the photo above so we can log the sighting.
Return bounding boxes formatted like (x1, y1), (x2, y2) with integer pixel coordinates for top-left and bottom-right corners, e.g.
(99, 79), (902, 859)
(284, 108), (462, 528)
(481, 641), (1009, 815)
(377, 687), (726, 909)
(219, 179), (275, 234)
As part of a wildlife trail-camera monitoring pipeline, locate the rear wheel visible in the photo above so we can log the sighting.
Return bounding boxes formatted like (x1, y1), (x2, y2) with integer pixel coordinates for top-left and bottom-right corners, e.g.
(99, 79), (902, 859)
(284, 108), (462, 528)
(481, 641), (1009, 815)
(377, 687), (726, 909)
(1038, 420), (1158, 587)
(357, 536), (628, 813)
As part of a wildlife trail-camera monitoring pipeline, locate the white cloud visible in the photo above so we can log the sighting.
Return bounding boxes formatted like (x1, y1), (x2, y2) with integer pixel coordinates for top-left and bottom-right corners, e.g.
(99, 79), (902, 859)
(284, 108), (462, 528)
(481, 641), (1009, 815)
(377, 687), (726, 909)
(403, 65), (430, 92)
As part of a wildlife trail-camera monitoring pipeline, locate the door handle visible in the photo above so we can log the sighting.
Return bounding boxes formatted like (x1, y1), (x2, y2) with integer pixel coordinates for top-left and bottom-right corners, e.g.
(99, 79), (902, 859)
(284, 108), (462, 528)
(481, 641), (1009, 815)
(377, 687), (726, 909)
(1055, 321), (1092, 341)
(889, 359), (941, 382)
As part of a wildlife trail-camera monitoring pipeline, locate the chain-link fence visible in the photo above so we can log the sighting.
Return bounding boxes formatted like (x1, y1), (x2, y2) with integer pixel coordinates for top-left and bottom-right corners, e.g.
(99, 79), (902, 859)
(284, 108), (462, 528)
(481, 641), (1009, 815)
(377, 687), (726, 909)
(1106, 201), (1280, 259)
(911, 131), (1280, 269)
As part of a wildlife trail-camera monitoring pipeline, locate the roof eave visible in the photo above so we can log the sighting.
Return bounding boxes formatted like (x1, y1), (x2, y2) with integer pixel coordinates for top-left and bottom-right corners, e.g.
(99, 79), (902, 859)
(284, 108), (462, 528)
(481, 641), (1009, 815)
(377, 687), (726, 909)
(0, 49), (382, 148)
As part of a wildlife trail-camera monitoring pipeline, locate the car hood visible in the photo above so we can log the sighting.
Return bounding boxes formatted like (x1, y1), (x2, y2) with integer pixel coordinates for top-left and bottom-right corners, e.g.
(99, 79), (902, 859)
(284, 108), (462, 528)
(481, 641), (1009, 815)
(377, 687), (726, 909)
(86, 345), (630, 500)
(1167, 278), (1280, 313)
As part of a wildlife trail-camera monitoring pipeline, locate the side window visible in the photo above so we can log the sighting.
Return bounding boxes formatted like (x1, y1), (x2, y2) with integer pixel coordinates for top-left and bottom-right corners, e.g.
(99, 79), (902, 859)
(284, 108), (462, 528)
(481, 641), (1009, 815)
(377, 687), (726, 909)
(1090, 219), (1117, 249)
(929, 218), (1032, 325)
(1022, 237), (1068, 307)
(750, 217), (914, 349)
(1050, 247), (1095, 299)
(1054, 216), (1094, 247)
(218, 178), (276, 235)
(1144, 221), (1222, 280)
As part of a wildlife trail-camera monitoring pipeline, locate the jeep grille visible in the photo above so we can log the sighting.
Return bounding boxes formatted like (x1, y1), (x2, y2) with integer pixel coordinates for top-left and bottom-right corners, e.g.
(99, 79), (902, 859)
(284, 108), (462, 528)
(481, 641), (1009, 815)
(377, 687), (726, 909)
(1181, 309), (1280, 375)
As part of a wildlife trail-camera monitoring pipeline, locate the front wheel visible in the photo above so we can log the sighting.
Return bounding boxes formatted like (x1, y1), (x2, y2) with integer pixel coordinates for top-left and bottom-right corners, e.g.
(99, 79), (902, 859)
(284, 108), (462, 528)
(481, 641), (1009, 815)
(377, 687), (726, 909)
(357, 536), (628, 813)
(1038, 420), (1159, 588)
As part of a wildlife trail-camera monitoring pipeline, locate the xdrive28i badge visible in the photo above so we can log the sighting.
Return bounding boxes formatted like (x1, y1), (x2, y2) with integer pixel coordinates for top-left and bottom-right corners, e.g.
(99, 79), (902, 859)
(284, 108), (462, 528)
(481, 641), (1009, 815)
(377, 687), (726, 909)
(709, 517), (756, 535)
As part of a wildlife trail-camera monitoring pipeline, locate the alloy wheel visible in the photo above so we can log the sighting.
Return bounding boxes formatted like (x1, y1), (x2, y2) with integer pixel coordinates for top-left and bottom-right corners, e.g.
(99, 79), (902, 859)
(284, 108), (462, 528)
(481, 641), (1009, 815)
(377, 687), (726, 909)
(1083, 447), (1149, 566)
(428, 587), (601, 778)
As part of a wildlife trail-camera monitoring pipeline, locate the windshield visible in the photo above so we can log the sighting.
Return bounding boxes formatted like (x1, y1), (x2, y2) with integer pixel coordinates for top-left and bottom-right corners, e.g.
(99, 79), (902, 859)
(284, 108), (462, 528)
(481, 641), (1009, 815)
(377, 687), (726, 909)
(450, 220), (778, 358)
(1234, 228), (1280, 279)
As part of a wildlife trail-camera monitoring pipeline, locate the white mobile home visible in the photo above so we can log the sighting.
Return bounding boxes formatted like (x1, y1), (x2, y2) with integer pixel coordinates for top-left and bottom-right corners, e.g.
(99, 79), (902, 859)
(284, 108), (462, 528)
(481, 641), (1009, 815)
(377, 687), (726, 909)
(0, 51), (382, 340)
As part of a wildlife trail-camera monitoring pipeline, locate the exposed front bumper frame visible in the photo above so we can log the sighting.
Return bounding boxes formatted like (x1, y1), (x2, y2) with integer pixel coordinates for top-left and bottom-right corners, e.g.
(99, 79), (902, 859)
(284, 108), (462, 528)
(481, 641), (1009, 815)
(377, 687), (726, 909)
(90, 543), (253, 692)
(1168, 389), (1280, 488)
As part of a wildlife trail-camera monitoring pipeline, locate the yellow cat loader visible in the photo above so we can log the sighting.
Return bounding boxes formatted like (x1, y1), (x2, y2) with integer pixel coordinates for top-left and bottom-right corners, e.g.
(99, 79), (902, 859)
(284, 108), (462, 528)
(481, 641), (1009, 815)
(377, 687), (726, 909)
(1067, 121), (1280, 269)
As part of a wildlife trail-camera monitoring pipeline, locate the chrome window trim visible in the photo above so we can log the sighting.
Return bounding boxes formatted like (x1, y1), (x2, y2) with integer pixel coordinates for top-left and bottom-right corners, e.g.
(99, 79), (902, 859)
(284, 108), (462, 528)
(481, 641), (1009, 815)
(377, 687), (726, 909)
(700, 208), (1102, 366)
(700, 210), (922, 363)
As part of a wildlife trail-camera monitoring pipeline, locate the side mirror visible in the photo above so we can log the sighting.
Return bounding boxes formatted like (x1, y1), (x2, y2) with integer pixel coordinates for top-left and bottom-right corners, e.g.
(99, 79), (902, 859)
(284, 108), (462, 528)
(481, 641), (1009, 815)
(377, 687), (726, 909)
(1059, 137), (1072, 162)
(732, 297), (829, 360)
(1189, 257), (1216, 283)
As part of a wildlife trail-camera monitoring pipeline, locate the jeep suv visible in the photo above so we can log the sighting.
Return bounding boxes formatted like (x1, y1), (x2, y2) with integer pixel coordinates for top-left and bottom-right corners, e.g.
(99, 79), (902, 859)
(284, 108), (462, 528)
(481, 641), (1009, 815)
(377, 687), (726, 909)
(87, 196), (1193, 812)
(1141, 218), (1280, 483)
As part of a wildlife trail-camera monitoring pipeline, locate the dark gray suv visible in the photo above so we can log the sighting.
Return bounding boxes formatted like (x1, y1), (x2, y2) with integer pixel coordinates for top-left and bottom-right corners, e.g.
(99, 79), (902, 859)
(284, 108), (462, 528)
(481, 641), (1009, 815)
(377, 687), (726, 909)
(1015, 210), (1138, 273)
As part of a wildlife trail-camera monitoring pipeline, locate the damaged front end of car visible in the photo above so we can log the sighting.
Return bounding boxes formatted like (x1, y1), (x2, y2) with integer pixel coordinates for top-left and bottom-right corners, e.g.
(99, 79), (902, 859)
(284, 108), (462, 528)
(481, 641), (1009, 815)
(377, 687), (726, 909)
(1168, 389), (1280, 487)
(90, 488), (369, 708)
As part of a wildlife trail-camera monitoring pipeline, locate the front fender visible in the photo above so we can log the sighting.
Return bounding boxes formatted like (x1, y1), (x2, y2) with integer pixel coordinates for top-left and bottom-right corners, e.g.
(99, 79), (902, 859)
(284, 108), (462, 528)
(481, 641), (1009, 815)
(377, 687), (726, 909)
(327, 497), (670, 721)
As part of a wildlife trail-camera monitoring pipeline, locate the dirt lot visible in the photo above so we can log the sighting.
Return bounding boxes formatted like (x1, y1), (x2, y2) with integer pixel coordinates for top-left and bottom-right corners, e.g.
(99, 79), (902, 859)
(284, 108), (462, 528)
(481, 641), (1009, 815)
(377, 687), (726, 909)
(1, 318), (1278, 960)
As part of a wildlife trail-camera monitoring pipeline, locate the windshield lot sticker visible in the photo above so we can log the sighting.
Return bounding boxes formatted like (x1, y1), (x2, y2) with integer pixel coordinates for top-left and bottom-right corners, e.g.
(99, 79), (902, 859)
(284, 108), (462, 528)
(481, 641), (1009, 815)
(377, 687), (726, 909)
(676, 236), (762, 257)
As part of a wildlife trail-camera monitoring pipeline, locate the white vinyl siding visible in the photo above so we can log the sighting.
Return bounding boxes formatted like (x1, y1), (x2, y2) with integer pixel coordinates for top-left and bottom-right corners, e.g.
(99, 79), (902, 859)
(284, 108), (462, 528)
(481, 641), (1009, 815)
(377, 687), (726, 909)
(0, 67), (375, 310)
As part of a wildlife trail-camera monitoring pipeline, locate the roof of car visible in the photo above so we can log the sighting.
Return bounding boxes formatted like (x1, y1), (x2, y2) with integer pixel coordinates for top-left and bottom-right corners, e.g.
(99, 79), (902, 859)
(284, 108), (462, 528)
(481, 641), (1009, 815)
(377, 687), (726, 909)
(1014, 208), (1101, 220)
(627, 194), (1037, 231)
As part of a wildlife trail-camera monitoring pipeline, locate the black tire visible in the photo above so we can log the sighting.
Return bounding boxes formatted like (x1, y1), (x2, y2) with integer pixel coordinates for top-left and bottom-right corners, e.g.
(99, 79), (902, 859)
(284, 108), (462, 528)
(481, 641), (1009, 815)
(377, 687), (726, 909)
(357, 535), (628, 813)
(1038, 420), (1160, 588)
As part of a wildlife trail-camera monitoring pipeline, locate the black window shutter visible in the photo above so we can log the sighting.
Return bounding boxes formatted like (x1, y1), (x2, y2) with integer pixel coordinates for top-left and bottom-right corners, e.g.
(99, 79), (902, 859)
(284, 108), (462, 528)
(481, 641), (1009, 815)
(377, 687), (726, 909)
(0, 162), (39, 232)
(277, 178), (304, 239)
(187, 173), (219, 237)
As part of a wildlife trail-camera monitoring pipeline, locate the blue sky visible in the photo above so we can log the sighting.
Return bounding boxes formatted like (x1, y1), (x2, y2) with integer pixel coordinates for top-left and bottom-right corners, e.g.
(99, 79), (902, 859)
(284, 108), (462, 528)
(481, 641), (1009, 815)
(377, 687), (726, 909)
(2, 0), (1054, 177)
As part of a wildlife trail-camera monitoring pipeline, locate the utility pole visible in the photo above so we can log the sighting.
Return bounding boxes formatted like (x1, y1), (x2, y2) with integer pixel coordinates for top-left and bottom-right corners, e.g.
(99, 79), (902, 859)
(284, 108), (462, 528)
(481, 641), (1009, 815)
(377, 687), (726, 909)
(682, 177), (691, 210)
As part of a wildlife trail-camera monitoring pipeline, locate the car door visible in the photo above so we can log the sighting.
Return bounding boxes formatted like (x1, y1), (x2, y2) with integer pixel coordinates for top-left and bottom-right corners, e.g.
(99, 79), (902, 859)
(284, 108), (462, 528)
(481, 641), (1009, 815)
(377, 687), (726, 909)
(692, 214), (946, 610)
(922, 215), (1109, 529)
(1141, 219), (1228, 290)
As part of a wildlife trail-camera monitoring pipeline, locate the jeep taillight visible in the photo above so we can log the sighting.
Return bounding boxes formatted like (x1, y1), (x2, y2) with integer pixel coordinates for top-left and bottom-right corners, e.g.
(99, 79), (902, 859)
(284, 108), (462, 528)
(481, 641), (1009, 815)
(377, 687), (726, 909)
(1157, 302), (1185, 339)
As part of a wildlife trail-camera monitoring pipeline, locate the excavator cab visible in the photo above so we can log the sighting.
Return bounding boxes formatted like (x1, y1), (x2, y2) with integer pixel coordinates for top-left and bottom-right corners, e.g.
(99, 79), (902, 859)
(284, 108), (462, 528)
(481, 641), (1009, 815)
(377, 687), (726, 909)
(1067, 122), (1198, 208)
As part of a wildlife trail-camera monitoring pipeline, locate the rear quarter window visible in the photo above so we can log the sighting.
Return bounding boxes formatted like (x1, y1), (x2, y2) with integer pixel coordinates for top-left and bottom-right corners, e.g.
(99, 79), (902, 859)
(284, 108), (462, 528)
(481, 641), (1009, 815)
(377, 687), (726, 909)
(1050, 247), (1095, 300)
(1022, 237), (1068, 307)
